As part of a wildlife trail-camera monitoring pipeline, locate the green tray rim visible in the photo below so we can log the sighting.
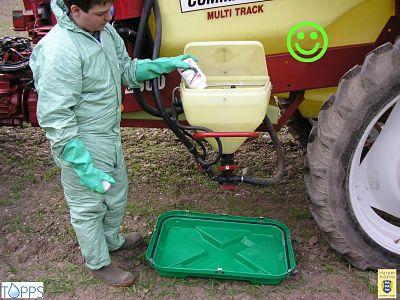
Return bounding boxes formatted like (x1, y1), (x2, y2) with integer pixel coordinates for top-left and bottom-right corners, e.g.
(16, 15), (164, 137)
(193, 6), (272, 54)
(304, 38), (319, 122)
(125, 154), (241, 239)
(145, 210), (296, 284)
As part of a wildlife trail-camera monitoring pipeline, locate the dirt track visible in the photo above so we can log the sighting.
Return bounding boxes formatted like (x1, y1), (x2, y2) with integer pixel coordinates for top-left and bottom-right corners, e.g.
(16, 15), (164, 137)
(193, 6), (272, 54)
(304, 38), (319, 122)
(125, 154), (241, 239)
(0, 1), (380, 299)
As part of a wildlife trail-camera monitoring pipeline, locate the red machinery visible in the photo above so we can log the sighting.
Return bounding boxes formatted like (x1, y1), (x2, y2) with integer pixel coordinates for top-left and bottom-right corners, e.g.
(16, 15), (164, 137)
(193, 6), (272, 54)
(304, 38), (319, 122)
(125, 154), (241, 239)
(1, 0), (399, 129)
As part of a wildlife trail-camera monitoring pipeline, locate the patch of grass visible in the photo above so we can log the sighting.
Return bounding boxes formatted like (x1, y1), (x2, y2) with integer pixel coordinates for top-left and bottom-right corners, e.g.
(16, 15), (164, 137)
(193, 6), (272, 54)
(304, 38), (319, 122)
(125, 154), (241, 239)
(76, 272), (97, 286)
(357, 272), (378, 295)
(21, 223), (35, 234)
(6, 214), (35, 233)
(39, 273), (75, 294)
(43, 166), (59, 181)
(134, 251), (147, 263)
(0, 126), (374, 298)
(311, 286), (341, 293)
(0, 198), (13, 206)
(206, 278), (218, 295)
(323, 264), (339, 274)
(223, 285), (238, 297)
(159, 278), (178, 288)
(154, 288), (179, 298)
(35, 208), (46, 223)
(55, 225), (75, 242)
(280, 275), (307, 292)
(126, 198), (158, 217)
(51, 184), (63, 194)
(289, 207), (311, 220)
(57, 202), (69, 215)
(26, 172), (36, 184)
(8, 264), (18, 274)
(136, 274), (156, 291)
(169, 277), (206, 287)
(10, 178), (24, 199)
(242, 284), (264, 297)
(37, 264), (97, 295)
(7, 214), (22, 232)
(298, 227), (314, 240)
(125, 285), (138, 294)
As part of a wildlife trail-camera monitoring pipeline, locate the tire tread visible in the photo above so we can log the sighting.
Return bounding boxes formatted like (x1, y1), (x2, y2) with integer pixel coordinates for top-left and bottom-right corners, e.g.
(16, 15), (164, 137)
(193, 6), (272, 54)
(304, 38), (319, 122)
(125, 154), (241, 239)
(306, 39), (400, 270)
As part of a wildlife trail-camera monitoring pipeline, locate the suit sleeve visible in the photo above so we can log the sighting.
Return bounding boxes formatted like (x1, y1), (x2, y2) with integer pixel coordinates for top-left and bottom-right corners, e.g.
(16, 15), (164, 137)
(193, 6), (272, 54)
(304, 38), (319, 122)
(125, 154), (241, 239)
(30, 41), (83, 163)
(110, 26), (142, 88)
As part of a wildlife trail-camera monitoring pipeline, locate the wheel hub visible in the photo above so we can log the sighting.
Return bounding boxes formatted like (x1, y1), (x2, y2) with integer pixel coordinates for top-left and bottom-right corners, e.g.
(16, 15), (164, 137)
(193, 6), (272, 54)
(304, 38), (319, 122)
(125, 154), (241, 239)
(350, 96), (400, 254)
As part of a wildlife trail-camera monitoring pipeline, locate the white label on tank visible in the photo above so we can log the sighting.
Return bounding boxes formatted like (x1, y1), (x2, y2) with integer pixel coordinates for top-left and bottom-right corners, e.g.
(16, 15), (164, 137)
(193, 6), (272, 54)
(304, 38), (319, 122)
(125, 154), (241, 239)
(180, 0), (266, 13)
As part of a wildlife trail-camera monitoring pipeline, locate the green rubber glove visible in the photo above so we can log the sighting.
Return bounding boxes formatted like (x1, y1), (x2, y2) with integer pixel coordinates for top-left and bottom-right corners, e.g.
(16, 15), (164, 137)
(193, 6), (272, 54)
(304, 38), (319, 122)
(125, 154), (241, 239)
(135, 54), (198, 82)
(61, 139), (116, 194)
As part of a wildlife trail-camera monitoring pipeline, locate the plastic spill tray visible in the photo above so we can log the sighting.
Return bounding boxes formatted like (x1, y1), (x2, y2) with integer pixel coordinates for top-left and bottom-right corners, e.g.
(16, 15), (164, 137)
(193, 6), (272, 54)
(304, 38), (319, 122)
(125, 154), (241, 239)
(146, 211), (296, 284)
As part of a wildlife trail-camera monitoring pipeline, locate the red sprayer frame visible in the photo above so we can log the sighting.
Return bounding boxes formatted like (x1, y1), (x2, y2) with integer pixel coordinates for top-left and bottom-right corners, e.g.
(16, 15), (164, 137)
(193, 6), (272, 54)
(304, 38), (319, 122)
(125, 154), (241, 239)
(1, 0), (399, 128)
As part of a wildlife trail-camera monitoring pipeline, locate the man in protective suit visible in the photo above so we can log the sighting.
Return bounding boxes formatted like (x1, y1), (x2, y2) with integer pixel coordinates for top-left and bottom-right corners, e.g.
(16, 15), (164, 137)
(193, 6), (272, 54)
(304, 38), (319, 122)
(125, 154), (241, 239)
(30, 0), (194, 287)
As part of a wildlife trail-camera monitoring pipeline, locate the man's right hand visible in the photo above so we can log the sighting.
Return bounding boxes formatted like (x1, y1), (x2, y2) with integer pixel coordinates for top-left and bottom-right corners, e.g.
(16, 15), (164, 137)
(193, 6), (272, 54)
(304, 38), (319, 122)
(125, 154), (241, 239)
(75, 164), (115, 194)
(62, 139), (115, 194)
(135, 54), (198, 82)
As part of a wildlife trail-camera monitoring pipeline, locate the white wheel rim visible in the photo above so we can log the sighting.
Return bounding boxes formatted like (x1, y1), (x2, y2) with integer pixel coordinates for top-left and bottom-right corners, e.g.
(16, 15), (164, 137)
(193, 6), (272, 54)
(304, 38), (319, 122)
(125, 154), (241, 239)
(349, 95), (400, 254)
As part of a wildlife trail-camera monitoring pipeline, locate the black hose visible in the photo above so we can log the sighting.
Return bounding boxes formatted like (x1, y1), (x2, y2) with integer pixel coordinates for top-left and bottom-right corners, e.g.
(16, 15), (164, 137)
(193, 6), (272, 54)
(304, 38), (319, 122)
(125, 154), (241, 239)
(260, 116), (285, 183)
(240, 116), (285, 185)
(134, 0), (153, 59)
(116, 27), (137, 39)
(131, 0), (185, 117)
(170, 86), (223, 166)
(145, 25), (155, 56)
(130, 0), (166, 117)
(151, 0), (162, 58)
(177, 122), (223, 167)
(132, 89), (162, 116)
(150, 0), (223, 168)
(131, 0), (216, 167)
(149, 0), (196, 152)
(138, 0), (283, 185)
(181, 130), (207, 159)
(22, 80), (34, 122)
(169, 98), (207, 159)
(152, 81), (197, 153)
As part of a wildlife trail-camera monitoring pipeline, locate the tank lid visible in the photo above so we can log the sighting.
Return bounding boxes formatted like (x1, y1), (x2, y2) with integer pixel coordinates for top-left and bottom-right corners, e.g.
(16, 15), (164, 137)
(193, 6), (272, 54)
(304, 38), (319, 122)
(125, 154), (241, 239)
(183, 41), (268, 77)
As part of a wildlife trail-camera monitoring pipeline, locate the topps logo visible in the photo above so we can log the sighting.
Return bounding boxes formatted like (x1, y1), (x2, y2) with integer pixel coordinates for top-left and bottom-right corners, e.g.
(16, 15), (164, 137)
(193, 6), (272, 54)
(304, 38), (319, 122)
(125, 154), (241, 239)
(180, 0), (267, 12)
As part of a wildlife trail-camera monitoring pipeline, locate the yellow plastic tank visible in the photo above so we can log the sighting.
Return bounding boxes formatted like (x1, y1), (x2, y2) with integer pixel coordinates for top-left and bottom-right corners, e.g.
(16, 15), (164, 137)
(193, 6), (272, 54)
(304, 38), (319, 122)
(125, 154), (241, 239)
(156, 0), (393, 57)
(151, 0), (393, 119)
(180, 41), (271, 154)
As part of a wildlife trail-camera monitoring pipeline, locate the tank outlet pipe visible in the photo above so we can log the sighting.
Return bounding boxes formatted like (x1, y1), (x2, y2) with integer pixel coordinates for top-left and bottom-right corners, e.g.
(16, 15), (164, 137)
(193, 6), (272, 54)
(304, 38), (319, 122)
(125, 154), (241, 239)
(214, 116), (285, 186)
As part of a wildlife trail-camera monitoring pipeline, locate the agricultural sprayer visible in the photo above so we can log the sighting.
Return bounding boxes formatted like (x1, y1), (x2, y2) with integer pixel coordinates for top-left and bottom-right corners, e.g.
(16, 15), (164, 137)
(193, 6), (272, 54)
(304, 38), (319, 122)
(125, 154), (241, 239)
(1, 0), (399, 270)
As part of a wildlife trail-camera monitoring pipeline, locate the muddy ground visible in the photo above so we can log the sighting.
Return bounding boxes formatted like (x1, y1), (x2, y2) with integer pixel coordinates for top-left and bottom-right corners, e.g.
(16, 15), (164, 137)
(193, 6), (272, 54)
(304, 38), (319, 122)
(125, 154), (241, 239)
(0, 1), (380, 299)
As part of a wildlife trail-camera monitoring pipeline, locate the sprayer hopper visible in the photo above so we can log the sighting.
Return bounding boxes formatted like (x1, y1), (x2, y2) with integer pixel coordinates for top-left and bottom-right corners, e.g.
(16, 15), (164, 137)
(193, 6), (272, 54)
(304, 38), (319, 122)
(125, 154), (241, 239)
(180, 41), (271, 154)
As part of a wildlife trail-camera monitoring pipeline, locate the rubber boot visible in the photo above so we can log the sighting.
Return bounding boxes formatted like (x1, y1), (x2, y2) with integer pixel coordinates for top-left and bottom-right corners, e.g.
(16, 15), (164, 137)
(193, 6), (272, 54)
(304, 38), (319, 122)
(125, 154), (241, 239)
(114, 232), (143, 251)
(90, 264), (135, 287)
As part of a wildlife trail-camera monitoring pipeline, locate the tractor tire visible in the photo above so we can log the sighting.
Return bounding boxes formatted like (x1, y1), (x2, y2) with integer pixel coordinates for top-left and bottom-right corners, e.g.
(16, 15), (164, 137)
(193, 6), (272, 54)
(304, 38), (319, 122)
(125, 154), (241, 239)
(0, 60), (30, 73)
(305, 39), (400, 270)
(0, 36), (31, 73)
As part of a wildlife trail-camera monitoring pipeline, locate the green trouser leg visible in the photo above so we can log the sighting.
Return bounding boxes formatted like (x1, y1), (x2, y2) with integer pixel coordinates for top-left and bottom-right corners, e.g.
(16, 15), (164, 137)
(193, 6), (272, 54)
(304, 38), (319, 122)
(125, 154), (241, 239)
(61, 160), (128, 270)
(103, 160), (128, 251)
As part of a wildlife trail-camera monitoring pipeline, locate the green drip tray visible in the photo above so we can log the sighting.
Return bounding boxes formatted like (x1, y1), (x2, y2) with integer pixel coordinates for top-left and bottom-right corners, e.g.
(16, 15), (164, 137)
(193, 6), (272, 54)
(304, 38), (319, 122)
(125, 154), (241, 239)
(146, 211), (296, 284)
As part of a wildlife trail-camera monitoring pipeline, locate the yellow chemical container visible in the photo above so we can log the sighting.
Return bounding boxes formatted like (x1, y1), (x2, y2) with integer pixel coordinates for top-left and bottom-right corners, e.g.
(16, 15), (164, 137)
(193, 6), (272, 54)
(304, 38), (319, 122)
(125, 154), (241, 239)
(180, 41), (271, 154)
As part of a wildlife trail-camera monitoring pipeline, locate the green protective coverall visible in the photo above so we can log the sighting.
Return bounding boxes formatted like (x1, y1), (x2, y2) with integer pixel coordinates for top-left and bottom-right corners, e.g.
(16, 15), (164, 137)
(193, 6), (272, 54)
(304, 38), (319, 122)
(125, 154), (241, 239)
(30, 0), (147, 270)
